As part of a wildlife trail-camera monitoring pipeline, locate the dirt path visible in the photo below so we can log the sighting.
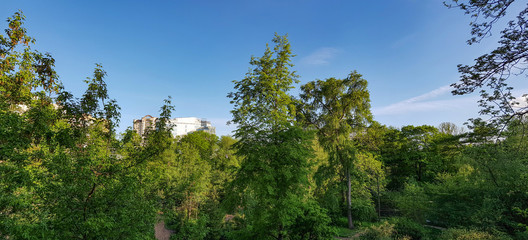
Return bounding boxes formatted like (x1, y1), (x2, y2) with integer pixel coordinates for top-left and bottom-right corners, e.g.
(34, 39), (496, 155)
(335, 232), (362, 239)
(154, 220), (173, 240)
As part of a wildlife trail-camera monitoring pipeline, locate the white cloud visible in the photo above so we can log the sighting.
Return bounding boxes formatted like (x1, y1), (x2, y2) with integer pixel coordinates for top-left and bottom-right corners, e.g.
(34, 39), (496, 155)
(300, 47), (339, 66)
(510, 93), (528, 116)
(400, 85), (452, 103)
(373, 85), (477, 116)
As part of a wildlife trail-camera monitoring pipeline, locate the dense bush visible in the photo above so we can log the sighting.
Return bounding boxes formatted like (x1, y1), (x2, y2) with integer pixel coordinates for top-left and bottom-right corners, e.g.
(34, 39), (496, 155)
(350, 198), (377, 222)
(393, 182), (431, 224)
(289, 201), (336, 240)
(438, 228), (511, 240)
(388, 217), (426, 240)
(334, 217), (349, 228)
(170, 217), (208, 240)
(360, 221), (396, 240)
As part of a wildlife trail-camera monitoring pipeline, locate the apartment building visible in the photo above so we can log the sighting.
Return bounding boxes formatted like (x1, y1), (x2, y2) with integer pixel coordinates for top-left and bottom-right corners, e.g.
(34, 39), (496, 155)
(133, 115), (158, 136)
(133, 115), (215, 137)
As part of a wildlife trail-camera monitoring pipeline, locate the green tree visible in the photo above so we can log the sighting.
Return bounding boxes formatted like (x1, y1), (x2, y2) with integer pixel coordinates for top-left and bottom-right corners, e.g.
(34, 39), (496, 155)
(163, 140), (212, 237)
(227, 34), (332, 239)
(400, 125), (438, 182)
(379, 125), (464, 190)
(393, 122), (528, 237)
(0, 11), (62, 238)
(0, 12), (170, 239)
(165, 131), (241, 239)
(354, 152), (385, 219)
(228, 34), (298, 137)
(298, 72), (373, 229)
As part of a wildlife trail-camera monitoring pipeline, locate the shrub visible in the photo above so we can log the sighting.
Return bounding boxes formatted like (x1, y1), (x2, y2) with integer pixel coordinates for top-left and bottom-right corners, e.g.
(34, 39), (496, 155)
(334, 217), (349, 228)
(289, 201), (336, 240)
(361, 221), (395, 240)
(394, 182), (431, 223)
(170, 217), (208, 240)
(439, 228), (509, 240)
(388, 217), (426, 240)
(350, 198), (377, 222)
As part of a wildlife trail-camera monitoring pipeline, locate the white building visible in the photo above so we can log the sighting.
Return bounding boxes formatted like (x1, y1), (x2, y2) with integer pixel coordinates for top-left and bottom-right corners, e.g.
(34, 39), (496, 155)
(133, 115), (215, 137)
(169, 117), (215, 137)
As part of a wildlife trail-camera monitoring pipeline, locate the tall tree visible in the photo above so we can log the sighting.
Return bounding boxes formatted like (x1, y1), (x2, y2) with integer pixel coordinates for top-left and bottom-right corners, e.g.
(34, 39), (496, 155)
(0, 11), (62, 238)
(228, 33), (298, 137)
(298, 72), (373, 229)
(227, 34), (331, 239)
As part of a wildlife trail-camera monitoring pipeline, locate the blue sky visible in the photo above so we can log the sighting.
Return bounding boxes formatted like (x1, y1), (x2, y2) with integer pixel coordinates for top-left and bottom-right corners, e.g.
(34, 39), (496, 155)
(2, 1), (526, 136)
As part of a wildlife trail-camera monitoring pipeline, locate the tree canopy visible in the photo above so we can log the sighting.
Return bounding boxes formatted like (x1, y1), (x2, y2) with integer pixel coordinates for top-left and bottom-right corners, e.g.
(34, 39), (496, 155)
(446, 0), (528, 127)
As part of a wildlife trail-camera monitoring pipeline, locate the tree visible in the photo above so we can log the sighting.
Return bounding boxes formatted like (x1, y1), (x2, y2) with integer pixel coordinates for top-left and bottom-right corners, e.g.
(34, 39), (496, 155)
(380, 125), (462, 190)
(162, 131), (241, 239)
(0, 12), (170, 239)
(298, 71), (373, 229)
(354, 152), (385, 219)
(400, 125), (438, 182)
(446, 0), (528, 128)
(0, 11), (59, 109)
(228, 33), (298, 138)
(438, 122), (464, 135)
(0, 11), (62, 238)
(162, 140), (212, 237)
(227, 34), (332, 239)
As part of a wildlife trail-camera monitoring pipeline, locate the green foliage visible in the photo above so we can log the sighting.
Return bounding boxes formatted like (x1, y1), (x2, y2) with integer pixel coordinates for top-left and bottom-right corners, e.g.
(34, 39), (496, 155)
(298, 71), (372, 148)
(227, 34), (333, 239)
(349, 198), (377, 222)
(0, 12), (170, 239)
(228, 126), (317, 239)
(359, 219), (427, 240)
(335, 226), (355, 238)
(0, 11), (59, 109)
(298, 71), (374, 229)
(170, 215), (209, 240)
(313, 175), (342, 222)
(387, 217), (427, 240)
(360, 221), (396, 240)
(163, 141), (212, 222)
(380, 125), (462, 190)
(228, 33), (298, 138)
(394, 182), (431, 223)
(288, 201), (336, 240)
(390, 122), (528, 239)
(439, 228), (510, 240)
(354, 151), (386, 219)
(149, 129), (241, 240)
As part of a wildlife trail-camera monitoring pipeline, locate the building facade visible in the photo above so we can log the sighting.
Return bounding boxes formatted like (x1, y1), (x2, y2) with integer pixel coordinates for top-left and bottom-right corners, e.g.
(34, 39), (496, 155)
(133, 115), (158, 136)
(132, 115), (215, 137)
(169, 117), (216, 137)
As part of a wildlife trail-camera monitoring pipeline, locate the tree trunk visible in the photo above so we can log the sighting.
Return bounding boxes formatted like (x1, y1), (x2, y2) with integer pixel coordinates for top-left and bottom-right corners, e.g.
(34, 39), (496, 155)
(377, 174), (381, 220)
(346, 167), (354, 229)
(418, 162), (422, 181)
(278, 224), (284, 240)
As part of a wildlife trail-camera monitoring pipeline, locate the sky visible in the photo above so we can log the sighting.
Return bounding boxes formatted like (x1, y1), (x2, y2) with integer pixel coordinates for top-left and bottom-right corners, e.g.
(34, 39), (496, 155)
(2, 0), (527, 136)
